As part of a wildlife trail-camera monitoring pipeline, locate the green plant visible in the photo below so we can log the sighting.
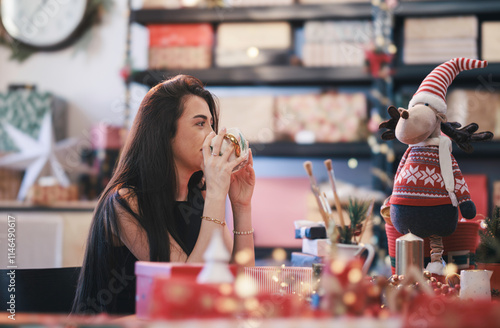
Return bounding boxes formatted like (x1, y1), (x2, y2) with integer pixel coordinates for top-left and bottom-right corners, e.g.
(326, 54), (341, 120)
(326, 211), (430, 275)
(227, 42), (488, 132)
(477, 206), (500, 263)
(335, 198), (373, 245)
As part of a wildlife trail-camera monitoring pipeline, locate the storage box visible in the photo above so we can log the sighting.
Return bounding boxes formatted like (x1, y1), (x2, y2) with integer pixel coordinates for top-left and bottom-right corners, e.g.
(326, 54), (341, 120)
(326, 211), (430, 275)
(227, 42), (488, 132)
(148, 24), (214, 69)
(217, 22), (291, 50)
(149, 274), (311, 320)
(274, 91), (367, 143)
(386, 221), (480, 274)
(149, 46), (212, 69)
(148, 24), (214, 47)
(135, 261), (238, 318)
(482, 22), (500, 62)
(218, 95), (275, 143)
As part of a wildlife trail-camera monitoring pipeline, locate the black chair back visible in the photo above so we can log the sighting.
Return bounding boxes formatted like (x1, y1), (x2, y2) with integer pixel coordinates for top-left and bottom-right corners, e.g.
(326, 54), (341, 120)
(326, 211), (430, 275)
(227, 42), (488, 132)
(0, 267), (81, 313)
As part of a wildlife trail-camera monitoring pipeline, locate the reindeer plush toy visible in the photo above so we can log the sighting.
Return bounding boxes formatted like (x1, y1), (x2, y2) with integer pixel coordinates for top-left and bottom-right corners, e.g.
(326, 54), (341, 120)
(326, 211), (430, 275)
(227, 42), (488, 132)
(379, 58), (494, 274)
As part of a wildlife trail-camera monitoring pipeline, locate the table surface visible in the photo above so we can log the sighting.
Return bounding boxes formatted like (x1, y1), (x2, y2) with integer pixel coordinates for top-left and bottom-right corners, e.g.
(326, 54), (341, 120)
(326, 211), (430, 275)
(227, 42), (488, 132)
(0, 312), (403, 327)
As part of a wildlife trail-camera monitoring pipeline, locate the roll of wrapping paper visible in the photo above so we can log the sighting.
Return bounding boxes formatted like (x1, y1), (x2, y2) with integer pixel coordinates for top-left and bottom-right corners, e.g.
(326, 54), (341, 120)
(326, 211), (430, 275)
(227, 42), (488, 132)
(396, 232), (424, 276)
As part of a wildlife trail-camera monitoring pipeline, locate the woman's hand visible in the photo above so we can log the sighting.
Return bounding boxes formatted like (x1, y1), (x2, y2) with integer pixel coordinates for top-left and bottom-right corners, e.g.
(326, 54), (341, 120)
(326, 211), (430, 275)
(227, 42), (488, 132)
(202, 128), (248, 200)
(228, 148), (255, 208)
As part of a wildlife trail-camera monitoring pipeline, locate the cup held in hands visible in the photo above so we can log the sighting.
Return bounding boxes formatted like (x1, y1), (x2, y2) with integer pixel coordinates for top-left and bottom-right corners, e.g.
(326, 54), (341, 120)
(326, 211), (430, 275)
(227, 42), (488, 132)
(210, 127), (249, 172)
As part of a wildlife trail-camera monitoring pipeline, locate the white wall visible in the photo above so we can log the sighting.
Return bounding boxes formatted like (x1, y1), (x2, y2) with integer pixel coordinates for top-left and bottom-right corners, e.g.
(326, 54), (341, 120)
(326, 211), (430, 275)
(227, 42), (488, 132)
(0, 0), (130, 139)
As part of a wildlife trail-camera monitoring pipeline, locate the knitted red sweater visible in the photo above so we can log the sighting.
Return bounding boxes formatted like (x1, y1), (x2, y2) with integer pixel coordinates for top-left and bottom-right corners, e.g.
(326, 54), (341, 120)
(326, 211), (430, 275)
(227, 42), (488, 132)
(391, 145), (471, 206)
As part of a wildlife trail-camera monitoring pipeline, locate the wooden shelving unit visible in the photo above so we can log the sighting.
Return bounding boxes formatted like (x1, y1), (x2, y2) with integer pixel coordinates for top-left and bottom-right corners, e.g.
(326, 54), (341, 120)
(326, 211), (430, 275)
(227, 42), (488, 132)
(130, 4), (372, 24)
(127, 1), (500, 159)
(131, 66), (373, 87)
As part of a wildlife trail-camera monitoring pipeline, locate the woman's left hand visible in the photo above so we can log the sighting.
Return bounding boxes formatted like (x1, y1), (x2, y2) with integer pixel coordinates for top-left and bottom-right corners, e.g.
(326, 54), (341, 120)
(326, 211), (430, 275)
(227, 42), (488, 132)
(228, 148), (255, 208)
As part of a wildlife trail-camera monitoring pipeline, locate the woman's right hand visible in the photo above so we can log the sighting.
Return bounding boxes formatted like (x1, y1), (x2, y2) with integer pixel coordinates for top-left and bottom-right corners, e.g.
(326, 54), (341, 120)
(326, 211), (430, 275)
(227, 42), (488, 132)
(202, 128), (248, 199)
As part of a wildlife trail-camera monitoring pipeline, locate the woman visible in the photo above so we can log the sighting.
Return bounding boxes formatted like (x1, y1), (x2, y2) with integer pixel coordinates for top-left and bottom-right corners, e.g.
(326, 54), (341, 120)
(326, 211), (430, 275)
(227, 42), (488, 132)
(72, 75), (255, 314)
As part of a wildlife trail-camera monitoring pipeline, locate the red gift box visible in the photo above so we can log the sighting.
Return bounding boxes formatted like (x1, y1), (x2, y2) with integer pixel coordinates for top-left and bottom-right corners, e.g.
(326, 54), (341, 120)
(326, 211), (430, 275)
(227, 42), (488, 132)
(148, 24), (214, 47)
(148, 276), (313, 320)
(135, 261), (238, 319)
(149, 276), (238, 319)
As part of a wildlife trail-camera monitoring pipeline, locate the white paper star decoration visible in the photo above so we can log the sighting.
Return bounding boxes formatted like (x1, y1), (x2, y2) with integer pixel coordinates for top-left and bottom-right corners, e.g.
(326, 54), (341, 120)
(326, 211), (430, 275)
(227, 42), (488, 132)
(0, 113), (79, 201)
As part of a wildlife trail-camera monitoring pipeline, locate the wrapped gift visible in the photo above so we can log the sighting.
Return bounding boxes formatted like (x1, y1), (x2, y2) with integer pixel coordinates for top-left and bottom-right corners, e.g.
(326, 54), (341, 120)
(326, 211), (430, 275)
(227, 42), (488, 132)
(149, 276), (239, 319)
(482, 22), (500, 62)
(218, 96), (275, 143)
(217, 22), (291, 50)
(142, 0), (182, 8)
(148, 275), (312, 320)
(148, 24), (213, 69)
(215, 22), (291, 67)
(274, 91), (368, 143)
(149, 46), (212, 69)
(447, 89), (500, 139)
(135, 261), (238, 318)
(403, 16), (478, 65)
(149, 24), (214, 47)
(302, 20), (372, 67)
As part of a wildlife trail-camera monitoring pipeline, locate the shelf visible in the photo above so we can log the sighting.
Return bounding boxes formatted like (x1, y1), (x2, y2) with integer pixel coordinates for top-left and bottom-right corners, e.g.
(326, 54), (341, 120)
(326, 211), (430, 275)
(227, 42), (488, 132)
(393, 63), (500, 85)
(0, 200), (97, 212)
(394, 0), (500, 17)
(130, 4), (372, 24)
(132, 66), (373, 86)
(250, 141), (372, 158)
(393, 141), (500, 159)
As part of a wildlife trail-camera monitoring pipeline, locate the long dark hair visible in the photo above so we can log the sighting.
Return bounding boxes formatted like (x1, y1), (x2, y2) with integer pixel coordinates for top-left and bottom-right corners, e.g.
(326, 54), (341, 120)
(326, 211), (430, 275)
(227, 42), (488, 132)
(72, 75), (219, 314)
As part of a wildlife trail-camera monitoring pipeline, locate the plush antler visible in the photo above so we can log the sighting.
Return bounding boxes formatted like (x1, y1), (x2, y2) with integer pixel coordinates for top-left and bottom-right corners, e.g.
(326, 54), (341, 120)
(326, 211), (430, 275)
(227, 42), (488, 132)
(379, 106), (400, 140)
(441, 122), (494, 153)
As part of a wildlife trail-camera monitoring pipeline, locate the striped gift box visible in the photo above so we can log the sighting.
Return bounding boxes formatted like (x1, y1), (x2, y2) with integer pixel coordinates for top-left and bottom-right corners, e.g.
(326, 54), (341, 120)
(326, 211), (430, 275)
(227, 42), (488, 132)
(244, 266), (313, 297)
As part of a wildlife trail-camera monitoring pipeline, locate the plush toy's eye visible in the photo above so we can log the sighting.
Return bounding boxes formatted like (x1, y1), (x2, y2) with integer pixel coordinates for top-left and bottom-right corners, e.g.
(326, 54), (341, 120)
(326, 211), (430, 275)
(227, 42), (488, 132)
(424, 103), (429, 106)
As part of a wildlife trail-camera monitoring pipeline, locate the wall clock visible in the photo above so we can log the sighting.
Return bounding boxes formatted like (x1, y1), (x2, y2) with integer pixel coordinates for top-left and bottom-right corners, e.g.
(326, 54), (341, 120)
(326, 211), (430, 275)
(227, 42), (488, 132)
(1, 0), (89, 49)
(0, 0), (109, 61)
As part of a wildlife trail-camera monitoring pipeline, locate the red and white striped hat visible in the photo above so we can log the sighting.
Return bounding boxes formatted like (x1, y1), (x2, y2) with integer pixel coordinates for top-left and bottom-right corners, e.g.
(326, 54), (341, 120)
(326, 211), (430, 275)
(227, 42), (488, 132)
(408, 58), (488, 113)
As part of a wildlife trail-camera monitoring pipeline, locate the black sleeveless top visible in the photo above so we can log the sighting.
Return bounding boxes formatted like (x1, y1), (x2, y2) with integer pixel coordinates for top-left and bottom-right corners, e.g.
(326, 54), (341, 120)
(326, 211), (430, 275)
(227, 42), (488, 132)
(110, 186), (205, 314)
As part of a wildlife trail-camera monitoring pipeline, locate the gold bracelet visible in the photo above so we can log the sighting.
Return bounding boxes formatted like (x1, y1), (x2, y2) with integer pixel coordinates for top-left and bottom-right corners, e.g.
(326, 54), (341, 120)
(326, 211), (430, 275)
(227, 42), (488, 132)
(233, 228), (254, 235)
(201, 216), (226, 226)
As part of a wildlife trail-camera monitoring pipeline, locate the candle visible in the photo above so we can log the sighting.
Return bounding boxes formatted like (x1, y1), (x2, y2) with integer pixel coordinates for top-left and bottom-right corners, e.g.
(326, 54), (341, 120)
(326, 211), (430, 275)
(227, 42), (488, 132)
(396, 232), (424, 275)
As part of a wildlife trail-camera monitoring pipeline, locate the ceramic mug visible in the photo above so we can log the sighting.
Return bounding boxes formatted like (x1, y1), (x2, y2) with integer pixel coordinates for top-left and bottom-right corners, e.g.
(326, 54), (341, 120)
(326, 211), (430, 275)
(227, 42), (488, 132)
(336, 243), (375, 275)
(210, 127), (249, 172)
(460, 269), (493, 300)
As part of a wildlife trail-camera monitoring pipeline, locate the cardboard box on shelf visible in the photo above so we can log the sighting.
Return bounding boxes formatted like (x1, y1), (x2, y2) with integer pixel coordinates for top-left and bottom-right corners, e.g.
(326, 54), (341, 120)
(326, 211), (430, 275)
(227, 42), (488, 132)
(447, 89), (500, 139)
(403, 16), (478, 65)
(149, 46), (212, 69)
(217, 22), (291, 50)
(148, 24), (214, 47)
(148, 24), (214, 69)
(404, 16), (478, 40)
(482, 21), (500, 62)
(301, 20), (372, 67)
(218, 95), (275, 143)
(142, 0), (182, 8)
(274, 91), (368, 143)
(215, 22), (291, 67)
